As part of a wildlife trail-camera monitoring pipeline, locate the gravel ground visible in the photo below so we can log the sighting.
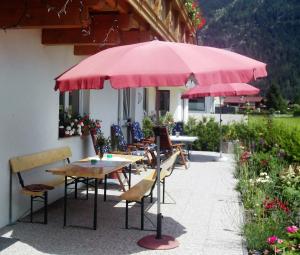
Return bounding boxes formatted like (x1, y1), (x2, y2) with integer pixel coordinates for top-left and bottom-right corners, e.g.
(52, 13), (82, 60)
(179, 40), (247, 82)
(0, 151), (245, 255)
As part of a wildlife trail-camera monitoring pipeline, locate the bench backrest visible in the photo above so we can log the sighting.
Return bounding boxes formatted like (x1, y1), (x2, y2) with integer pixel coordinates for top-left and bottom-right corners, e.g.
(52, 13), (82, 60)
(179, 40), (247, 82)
(10, 146), (72, 173)
(146, 151), (179, 182)
(160, 151), (180, 180)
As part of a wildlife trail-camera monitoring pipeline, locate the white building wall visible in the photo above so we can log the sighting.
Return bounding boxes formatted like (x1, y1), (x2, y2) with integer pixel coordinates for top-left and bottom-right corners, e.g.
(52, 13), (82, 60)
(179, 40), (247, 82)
(89, 82), (119, 136)
(0, 29), (125, 228)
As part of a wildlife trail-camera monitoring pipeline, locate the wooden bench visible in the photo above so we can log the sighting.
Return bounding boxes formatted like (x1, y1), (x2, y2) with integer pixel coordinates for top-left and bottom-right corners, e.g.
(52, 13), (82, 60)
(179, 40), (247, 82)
(9, 146), (72, 224)
(119, 151), (179, 230)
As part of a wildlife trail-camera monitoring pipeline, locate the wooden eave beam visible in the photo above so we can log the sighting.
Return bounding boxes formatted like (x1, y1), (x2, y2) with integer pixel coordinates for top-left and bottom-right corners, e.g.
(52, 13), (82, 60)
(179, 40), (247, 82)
(42, 14), (142, 45)
(73, 30), (154, 55)
(42, 27), (153, 45)
(0, 0), (104, 29)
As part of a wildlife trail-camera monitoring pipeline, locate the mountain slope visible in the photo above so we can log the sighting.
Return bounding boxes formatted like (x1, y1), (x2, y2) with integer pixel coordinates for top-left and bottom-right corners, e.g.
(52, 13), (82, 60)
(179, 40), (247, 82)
(198, 0), (300, 100)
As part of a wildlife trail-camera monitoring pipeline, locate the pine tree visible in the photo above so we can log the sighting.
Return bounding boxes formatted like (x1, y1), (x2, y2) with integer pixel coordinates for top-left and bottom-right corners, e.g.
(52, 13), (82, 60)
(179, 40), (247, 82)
(266, 84), (287, 112)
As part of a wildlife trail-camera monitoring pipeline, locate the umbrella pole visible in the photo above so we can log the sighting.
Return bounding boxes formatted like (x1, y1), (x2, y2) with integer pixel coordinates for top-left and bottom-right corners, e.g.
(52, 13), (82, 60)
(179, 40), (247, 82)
(137, 88), (179, 250)
(219, 96), (223, 158)
(155, 87), (162, 239)
(215, 96), (228, 162)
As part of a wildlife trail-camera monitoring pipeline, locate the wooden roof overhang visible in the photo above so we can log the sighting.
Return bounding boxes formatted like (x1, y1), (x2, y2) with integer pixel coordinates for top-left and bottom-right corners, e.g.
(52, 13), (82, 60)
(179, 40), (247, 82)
(0, 0), (196, 55)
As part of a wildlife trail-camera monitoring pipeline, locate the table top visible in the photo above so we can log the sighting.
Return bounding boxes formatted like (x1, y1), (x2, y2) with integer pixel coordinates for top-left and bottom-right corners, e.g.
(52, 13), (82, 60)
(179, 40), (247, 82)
(47, 164), (125, 179)
(47, 154), (143, 179)
(170, 136), (198, 142)
(79, 154), (144, 164)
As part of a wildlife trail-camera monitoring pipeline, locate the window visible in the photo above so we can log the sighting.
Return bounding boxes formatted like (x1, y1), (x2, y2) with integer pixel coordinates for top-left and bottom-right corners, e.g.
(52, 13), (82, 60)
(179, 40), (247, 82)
(159, 90), (170, 115)
(59, 91), (80, 119)
(59, 91), (82, 138)
(189, 98), (205, 111)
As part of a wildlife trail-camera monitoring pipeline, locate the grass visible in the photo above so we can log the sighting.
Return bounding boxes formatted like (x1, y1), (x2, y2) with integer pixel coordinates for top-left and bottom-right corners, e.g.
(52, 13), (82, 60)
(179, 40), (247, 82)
(249, 115), (300, 130)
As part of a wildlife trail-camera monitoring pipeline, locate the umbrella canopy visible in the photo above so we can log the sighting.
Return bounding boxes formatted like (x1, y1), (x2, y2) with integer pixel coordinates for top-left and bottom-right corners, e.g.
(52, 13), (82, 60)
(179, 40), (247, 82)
(181, 82), (260, 161)
(55, 41), (267, 92)
(181, 83), (260, 99)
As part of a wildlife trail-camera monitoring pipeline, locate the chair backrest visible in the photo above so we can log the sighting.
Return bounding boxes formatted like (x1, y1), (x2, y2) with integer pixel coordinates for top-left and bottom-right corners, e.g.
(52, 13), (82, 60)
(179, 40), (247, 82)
(172, 122), (184, 135)
(111, 124), (127, 151)
(153, 126), (173, 151)
(130, 121), (145, 143)
(10, 146), (72, 173)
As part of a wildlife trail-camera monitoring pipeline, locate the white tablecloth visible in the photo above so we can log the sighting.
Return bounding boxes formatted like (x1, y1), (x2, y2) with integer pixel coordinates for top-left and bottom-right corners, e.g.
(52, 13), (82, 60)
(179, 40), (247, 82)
(169, 136), (198, 143)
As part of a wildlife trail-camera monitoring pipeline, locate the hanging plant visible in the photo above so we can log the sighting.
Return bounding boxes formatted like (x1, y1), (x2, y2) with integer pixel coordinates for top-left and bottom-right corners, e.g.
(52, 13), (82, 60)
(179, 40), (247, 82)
(184, 0), (206, 30)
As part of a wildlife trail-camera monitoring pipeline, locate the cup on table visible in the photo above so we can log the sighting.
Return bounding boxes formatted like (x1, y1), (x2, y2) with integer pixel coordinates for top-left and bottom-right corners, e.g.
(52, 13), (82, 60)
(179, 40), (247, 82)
(107, 154), (112, 159)
(176, 132), (180, 137)
(91, 159), (97, 165)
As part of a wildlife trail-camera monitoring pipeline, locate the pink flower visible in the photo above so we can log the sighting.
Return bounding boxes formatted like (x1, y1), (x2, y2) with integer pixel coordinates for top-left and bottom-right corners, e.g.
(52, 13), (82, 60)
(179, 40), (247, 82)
(286, 226), (299, 233)
(267, 236), (278, 245)
(277, 239), (283, 244)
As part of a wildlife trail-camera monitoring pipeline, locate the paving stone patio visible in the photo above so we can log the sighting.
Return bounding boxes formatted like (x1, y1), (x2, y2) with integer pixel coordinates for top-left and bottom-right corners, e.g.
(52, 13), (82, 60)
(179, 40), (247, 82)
(0, 151), (245, 255)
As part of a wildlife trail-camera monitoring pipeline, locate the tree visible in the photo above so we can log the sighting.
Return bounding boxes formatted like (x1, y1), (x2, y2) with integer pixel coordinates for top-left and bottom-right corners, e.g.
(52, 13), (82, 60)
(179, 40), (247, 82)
(266, 84), (287, 112)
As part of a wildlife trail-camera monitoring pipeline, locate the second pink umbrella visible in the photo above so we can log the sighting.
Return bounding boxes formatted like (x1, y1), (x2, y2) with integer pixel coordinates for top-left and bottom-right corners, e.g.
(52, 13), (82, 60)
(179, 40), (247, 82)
(182, 83), (260, 160)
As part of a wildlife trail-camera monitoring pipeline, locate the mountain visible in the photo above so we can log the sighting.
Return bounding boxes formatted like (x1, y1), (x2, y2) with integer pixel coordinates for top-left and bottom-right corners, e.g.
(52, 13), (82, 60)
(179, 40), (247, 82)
(198, 0), (300, 101)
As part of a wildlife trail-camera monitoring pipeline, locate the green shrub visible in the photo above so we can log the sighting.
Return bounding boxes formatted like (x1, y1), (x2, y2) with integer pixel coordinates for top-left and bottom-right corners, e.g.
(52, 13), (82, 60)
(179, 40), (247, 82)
(184, 117), (221, 151)
(142, 116), (154, 138)
(293, 109), (300, 117)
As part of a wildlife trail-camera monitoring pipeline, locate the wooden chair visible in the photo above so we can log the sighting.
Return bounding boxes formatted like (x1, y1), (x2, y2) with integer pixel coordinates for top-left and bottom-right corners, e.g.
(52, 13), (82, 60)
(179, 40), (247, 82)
(154, 126), (188, 169)
(111, 124), (156, 168)
(130, 121), (155, 145)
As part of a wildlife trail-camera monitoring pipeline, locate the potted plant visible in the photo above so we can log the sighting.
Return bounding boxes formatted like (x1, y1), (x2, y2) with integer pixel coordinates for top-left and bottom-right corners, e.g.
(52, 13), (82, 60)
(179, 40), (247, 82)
(95, 131), (110, 160)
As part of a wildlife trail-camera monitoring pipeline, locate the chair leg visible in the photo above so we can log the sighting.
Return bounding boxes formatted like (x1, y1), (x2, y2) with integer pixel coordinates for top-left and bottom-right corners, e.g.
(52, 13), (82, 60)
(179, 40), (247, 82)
(179, 147), (188, 169)
(125, 201), (129, 229)
(116, 172), (126, 192)
(44, 191), (48, 224)
(75, 178), (78, 199)
(30, 196), (33, 223)
(122, 168), (129, 186)
(86, 178), (89, 200)
(162, 179), (165, 204)
(150, 191), (153, 203)
(141, 197), (144, 230)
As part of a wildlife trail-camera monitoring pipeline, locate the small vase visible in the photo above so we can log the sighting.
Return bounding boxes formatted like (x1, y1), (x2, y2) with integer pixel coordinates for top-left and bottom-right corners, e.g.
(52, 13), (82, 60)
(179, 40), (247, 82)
(98, 149), (104, 160)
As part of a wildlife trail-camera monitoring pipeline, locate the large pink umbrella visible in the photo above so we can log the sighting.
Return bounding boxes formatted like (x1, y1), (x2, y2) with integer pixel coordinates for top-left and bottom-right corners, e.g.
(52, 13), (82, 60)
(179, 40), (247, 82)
(54, 41), (267, 249)
(181, 83), (260, 160)
(55, 40), (267, 92)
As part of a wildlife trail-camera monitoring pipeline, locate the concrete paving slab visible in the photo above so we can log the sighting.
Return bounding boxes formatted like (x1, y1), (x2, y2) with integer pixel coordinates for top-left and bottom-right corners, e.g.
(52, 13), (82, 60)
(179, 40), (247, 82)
(0, 151), (245, 255)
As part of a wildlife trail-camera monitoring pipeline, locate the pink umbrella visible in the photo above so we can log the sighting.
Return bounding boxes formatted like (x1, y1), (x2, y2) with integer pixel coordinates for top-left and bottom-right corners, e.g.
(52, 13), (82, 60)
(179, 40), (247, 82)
(181, 83), (260, 160)
(181, 82), (260, 99)
(55, 40), (267, 92)
(54, 41), (267, 250)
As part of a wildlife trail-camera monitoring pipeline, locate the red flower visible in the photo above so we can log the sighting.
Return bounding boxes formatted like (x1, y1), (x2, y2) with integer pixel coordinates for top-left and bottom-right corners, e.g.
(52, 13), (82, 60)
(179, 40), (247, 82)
(263, 197), (290, 213)
(240, 151), (251, 163)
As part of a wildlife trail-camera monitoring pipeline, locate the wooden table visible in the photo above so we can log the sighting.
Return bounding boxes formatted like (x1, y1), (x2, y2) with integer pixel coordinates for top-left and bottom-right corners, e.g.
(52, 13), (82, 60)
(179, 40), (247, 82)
(47, 154), (144, 230)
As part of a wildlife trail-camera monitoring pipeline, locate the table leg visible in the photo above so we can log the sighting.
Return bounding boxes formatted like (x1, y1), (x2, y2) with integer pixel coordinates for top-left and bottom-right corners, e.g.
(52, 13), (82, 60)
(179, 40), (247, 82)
(93, 178), (98, 230)
(128, 164), (132, 189)
(104, 175), (107, 201)
(63, 176), (67, 227)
